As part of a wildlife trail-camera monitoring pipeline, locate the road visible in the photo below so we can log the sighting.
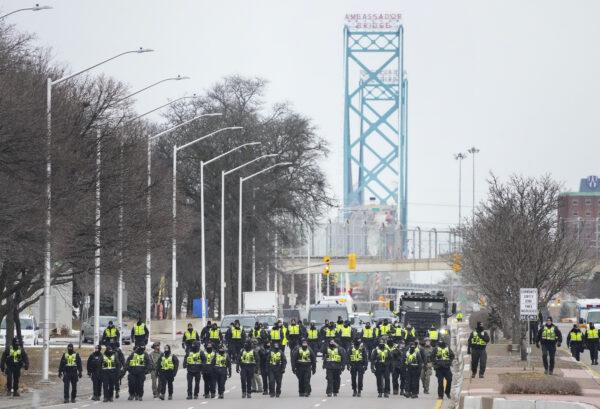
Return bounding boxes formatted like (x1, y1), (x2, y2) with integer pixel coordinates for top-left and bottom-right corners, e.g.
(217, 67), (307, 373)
(39, 357), (442, 409)
(557, 323), (600, 376)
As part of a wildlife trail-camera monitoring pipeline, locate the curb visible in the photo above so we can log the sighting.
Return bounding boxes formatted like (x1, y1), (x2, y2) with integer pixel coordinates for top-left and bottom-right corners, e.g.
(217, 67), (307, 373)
(463, 396), (597, 409)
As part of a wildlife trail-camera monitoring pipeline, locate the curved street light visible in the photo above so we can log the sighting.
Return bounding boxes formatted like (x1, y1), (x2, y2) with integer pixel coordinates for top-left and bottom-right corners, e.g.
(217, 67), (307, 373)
(0, 4), (52, 20)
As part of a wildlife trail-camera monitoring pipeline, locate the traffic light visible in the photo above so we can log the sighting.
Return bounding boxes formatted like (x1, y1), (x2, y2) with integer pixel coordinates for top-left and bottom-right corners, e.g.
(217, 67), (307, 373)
(452, 253), (462, 273)
(348, 253), (357, 270)
(323, 255), (331, 276)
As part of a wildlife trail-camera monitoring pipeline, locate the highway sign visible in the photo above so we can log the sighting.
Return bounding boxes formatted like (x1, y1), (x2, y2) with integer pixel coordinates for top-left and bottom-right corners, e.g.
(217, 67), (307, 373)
(520, 288), (538, 321)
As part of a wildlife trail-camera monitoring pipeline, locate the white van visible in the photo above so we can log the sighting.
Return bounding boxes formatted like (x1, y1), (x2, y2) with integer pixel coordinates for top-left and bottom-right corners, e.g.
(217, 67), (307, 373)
(0, 315), (41, 346)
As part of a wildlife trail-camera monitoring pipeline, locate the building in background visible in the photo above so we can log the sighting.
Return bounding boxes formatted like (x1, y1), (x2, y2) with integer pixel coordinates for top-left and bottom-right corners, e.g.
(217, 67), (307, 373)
(558, 175), (600, 256)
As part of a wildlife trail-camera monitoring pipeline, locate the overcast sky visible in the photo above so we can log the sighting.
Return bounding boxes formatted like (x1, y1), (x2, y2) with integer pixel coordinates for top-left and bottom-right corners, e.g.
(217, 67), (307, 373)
(3, 0), (600, 229)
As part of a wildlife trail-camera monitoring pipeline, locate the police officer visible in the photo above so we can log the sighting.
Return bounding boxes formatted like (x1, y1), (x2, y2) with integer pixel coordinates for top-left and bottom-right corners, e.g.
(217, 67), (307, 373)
(323, 340), (346, 397)
(467, 321), (490, 378)
(361, 322), (378, 355)
(378, 319), (392, 337)
(536, 316), (563, 375)
(86, 345), (103, 401)
(0, 338), (28, 397)
(287, 319), (303, 352)
(322, 321), (338, 353)
(206, 322), (223, 348)
(404, 323), (416, 344)
(202, 341), (216, 398)
(348, 339), (367, 397)
(370, 340), (390, 398)
(156, 344), (178, 400)
(200, 320), (212, 345)
(404, 341), (422, 399)
(131, 318), (149, 347)
(432, 340), (454, 400)
(567, 324), (584, 361)
(58, 343), (82, 403)
(428, 324), (439, 347)
(585, 323), (599, 365)
(456, 311), (463, 322)
(183, 342), (202, 400)
(149, 342), (162, 398)
(266, 342), (287, 397)
(306, 322), (320, 357)
(227, 320), (245, 363)
(270, 322), (285, 350)
(338, 320), (355, 351)
(101, 345), (121, 402)
(336, 316), (345, 332)
(101, 321), (120, 348)
(249, 322), (267, 346)
(236, 341), (259, 398)
(420, 338), (434, 394)
(182, 323), (200, 352)
(390, 323), (404, 345)
(213, 344), (232, 399)
(126, 346), (151, 400)
(257, 341), (270, 395)
(291, 339), (316, 397)
(113, 344), (126, 399)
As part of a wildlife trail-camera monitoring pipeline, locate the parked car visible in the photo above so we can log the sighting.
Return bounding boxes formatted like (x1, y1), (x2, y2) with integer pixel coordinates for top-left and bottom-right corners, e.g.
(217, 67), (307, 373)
(81, 316), (131, 345)
(371, 309), (396, 323)
(220, 314), (257, 332)
(0, 315), (41, 346)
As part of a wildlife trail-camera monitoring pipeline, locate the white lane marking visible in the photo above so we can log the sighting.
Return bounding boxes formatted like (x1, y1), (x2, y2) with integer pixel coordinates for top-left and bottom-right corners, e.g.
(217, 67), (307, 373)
(201, 402), (208, 405)
(322, 398), (327, 402)
(82, 405), (90, 408)
(315, 404), (321, 407)
(188, 407), (195, 409)
(341, 383), (346, 387)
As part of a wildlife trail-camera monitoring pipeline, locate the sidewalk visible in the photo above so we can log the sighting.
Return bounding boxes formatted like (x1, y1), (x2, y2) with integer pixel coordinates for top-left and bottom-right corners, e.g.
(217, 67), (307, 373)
(458, 328), (600, 408)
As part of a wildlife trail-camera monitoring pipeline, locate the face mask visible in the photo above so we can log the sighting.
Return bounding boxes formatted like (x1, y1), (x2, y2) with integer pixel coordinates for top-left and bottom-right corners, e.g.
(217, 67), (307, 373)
(329, 344), (335, 349)
(438, 342), (445, 348)
(245, 346), (251, 351)
(68, 348), (74, 353)
(302, 345), (308, 350)
(218, 350), (225, 354)
(192, 347), (199, 353)
(273, 346), (280, 351)
(206, 346), (213, 352)
(409, 347), (415, 353)
(106, 350), (113, 355)
(546, 323), (552, 327)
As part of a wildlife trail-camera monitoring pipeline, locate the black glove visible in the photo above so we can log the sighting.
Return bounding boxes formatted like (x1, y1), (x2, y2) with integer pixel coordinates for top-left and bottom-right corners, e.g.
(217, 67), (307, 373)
(371, 367), (376, 373)
(292, 368), (296, 374)
(78, 372), (82, 379)
(536, 343), (540, 349)
(311, 368), (316, 375)
(58, 373), (63, 379)
(23, 364), (28, 370)
(255, 367), (258, 374)
(236, 366), (240, 373)
(228, 371), (232, 378)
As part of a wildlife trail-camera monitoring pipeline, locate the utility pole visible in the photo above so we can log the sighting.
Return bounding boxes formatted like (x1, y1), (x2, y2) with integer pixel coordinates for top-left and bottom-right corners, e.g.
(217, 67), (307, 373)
(467, 147), (479, 223)
(454, 153), (467, 230)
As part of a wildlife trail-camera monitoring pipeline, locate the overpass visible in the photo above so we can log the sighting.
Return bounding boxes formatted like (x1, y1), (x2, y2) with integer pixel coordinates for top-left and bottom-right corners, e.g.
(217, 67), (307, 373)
(281, 256), (451, 275)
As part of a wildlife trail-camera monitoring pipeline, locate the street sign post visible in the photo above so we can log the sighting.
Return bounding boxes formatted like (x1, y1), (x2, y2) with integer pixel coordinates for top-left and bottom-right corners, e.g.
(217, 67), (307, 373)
(520, 288), (538, 321)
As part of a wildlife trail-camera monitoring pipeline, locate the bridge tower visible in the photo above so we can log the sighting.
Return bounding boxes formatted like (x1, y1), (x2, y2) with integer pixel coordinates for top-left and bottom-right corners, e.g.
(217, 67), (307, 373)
(342, 14), (408, 231)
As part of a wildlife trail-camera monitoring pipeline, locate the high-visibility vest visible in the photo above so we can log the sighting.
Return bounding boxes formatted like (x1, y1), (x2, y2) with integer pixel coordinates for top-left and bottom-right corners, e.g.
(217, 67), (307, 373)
(102, 354), (115, 369)
(134, 323), (146, 336)
(436, 347), (450, 361)
(336, 323), (344, 332)
(187, 352), (201, 365)
(65, 352), (77, 366)
(456, 313), (463, 320)
(209, 329), (221, 339)
(298, 349), (311, 362)
(215, 354), (227, 367)
(240, 350), (255, 364)
(393, 327), (403, 337)
(324, 328), (337, 338)
(307, 329), (319, 340)
(379, 324), (391, 335)
(104, 327), (117, 338)
(362, 328), (375, 339)
(231, 328), (242, 340)
(270, 329), (282, 341)
(405, 351), (418, 364)
(326, 348), (341, 362)
(428, 330), (439, 341)
(269, 351), (282, 365)
(205, 352), (216, 364)
(9, 348), (21, 363)
(161, 356), (174, 370)
(129, 353), (145, 367)
(251, 329), (262, 339)
(340, 326), (352, 338)
(542, 326), (557, 341)
(184, 329), (197, 341)
(570, 332), (583, 342)
(404, 327), (416, 339)
(288, 325), (300, 335)
(587, 329), (599, 340)
(281, 327), (288, 345)
(471, 331), (487, 346)
(350, 348), (363, 362)
(375, 349), (387, 363)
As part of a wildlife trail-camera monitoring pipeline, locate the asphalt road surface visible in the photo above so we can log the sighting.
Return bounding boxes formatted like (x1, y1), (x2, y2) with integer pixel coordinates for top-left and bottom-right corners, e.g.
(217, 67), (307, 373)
(557, 323), (599, 375)
(39, 359), (442, 409)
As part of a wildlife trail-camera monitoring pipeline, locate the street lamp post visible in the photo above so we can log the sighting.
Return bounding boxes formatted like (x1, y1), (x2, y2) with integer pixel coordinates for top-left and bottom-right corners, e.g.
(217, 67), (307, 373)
(467, 146), (480, 223)
(0, 4), (52, 19)
(171, 126), (243, 340)
(43, 47), (153, 382)
(220, 154), (278, 319)
(238, 163), (292, 314)
(454, 153), (467, 230)
(199, 141), (259, 328)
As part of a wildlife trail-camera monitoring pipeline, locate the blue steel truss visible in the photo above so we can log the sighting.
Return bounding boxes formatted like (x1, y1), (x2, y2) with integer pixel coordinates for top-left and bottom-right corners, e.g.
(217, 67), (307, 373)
(343, 25), (407, 233)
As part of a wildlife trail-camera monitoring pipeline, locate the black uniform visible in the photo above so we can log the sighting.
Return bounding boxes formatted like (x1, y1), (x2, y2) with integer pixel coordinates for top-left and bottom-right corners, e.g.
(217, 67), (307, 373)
(323, 345), (346, 396)
(467, 325), (490, 377)
(404, 347), (423, 398)
(348, 343), (368, 396)
(258, 344), (271, 394)
(182, 328), (200, 352)
(202, 349), (217, 397)
(125, 350), (152, 400)
(58, 348), (83, 402)
(567, 326), (584, 361)
(213, 350), (232, 398)
(286, 323), (304, 352)
(0, 342), (28, 396)
(249, 325), (268, 347)
(227, 324), (246, 363)
(306, 325), (321, 355)
(337, 324), (355, 352)
(183, 347), (202, 399)
(205, 325), (223, 348)
(236, 347), (259, 398)
(113, 348), (126, 398)
(585, 325), (599, 365)
(387, 342), (402, 395)
(291, 344), (317, 397)
(266, 347), (287, 397)
(101, 325), (120, 348)
(86, 347), (103, 400)
(131, 322), (149, 347)
(370, 344), (390, 397)
(157, 350), (179, 399)
(101, 350), (121, 402)
(536, 322), (563, 374)
(361, 325), (379, 356)
(433, 344), (455, 400)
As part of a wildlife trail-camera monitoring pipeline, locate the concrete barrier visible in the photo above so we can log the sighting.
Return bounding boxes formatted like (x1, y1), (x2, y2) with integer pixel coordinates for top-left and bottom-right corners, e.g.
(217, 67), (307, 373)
(459, 397), (595, 409)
